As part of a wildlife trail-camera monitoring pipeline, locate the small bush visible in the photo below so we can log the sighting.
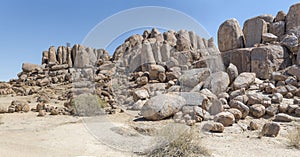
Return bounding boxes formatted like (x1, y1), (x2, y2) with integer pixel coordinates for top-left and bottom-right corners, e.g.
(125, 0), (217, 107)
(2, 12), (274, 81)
(0, 116), (3, 125)
(70, 94), (109, 116)
(147, 123), (211, 157)
(287, 126), (300, 149)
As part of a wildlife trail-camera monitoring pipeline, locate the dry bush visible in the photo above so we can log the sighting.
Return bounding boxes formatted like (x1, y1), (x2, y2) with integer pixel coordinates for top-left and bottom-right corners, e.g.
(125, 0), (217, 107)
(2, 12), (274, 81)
(70, 93), (109, 116)
(147, 123), (211, 157)
(287, 126), (300, 149)
(0, 116), (3, 125)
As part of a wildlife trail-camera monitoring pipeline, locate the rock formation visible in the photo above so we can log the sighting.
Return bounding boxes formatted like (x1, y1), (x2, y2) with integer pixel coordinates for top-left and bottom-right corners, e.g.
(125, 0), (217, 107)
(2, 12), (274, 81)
(1, 3), (300, 139)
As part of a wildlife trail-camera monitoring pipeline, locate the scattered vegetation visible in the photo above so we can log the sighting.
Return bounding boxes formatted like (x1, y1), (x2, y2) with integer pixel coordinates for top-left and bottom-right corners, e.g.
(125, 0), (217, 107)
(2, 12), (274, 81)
(70, 94), (109, 116)
(0, 116), (3, 125)
(287, 125), (300, 149)
(147, 123), (211, 157)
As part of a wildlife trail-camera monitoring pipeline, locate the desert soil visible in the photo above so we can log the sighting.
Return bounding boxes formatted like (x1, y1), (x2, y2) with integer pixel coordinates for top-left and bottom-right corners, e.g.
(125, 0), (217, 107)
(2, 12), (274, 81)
(0, 95), (299, 157)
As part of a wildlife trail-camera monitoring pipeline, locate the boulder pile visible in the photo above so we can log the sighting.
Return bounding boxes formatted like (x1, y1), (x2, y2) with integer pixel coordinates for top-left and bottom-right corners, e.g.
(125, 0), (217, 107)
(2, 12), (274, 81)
(1, 2), (300, 138)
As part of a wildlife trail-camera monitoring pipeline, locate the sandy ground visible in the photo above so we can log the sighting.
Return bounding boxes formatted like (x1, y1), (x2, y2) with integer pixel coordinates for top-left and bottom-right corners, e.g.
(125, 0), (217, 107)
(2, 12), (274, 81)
(1, 95), (300, 157)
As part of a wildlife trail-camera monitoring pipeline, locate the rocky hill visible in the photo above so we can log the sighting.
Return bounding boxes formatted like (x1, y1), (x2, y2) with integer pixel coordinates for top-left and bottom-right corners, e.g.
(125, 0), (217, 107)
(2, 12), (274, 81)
(1, 3), (300, 156)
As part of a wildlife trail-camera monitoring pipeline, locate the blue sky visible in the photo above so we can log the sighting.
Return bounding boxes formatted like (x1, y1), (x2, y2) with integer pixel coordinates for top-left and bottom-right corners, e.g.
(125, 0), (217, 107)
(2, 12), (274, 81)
(0, 0), (299, 81)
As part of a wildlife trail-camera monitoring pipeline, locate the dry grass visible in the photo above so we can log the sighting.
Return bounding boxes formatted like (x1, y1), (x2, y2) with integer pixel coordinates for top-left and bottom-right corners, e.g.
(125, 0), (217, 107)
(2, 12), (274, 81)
(147, 123), (211, 157)
(287, 126), (300, 149)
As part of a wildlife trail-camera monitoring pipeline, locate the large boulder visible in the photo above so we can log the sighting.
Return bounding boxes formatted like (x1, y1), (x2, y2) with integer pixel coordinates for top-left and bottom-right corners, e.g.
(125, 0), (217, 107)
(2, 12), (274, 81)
(227, 63), (238, 83)
(141, 40), (156, 66)
(281, 33), (298, 54)
(229, 100), (249, 118)
(274, 10), (286, 22)
(176, 30), (191, 51)
(218, 18), (244, 52)
(261, 122), (280, 137)
(232, 72), (256, 90)
(22, 63), (39, 73)
(243, 17), (267, 47)
(287, 65), (300, 80)
(48, 46), (57, 63)
(269, 21), (285, 38)
(286, 3), (300, 31)
(250, 104), (266, 118)
(141, 94), (186, 120)
(204, 71), (230, 94)
(179, 68), (210, 91)
(251, 45), (291, 79)
(214, 111), (235, 127)
(73, 47), (97, 68)
(222, 48), (252, 73)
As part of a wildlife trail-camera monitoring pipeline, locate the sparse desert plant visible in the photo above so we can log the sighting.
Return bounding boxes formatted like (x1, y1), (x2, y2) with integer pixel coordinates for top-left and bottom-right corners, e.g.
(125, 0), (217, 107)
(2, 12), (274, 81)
(70, 93), (109, 116)
(147, 123), (211, 157)
(287, 126), (300, 149)
(0, 115), (3, 125)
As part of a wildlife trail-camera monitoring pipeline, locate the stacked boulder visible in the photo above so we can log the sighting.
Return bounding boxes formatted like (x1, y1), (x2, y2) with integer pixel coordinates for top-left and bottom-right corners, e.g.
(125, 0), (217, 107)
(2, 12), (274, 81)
(218, 4), (300, 79)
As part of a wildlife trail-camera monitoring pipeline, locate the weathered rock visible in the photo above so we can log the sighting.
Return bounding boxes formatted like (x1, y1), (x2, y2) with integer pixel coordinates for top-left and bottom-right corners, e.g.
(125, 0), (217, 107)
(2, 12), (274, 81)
(233, 72), (256, 90)
(295, 107), (300, 117)
(247, 93), (264, 106)
(275, 11), (286, 22)
(163, 30), (177, 46)
(271, 93), (283, 103)
(22, 63), (39, 73)
(262, 33), (278, 43)
(149, 64), (165, 80)
(243, 17), (267, 47)
(51, 64), (69, 71)
(36, 102), (45, 112)
(176, 30), (191, 51)
(141, 40), (156, 66)
(37, 78), (50, 87)
(214, 112), (235, 127)
(250, 104), (266, 118)
(251, 45), (291, 79)
(286, 3), (300, 31)
(261, 122), (280, 137)
(297, 48), (300, 65)
(249, 120), (259, 130)
(272, 72), (287, 81)
(130, 100), (147, 111)
(222, 48), (252, 73)
(141, 94), (186, 120)
(229, 100), (249, 119)
(218, 18), (244, 52)
(227, 108), (242, 122)
(179, 68), (210, 91)
(50, 108), (59, 115)
(281, 33), (298, 54)
(136, 76), (148, 86)
(257, 14), (274, 23)
(204, 71), (230, 94)
(287, 65), (300, 80)
(279, 104), (289, 113)
(227, 63), (238, 83)
(42, 51), (49, 64)
(38, 110), (46, 117)
(48, 46), (57, 63)
(274, 113), (293, 122)
(269, 21), (286, 38)
(9, 100), (30, 113)
(202, 121), (224, 133)
(266, 105), (279, 116)
(57, 46), (63, 64)
(132, 89), (149, 102)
